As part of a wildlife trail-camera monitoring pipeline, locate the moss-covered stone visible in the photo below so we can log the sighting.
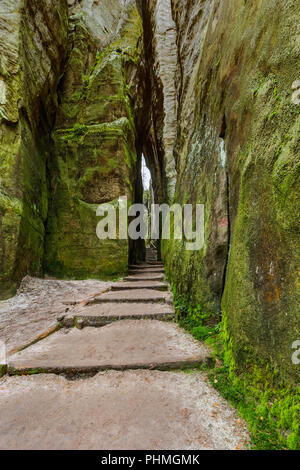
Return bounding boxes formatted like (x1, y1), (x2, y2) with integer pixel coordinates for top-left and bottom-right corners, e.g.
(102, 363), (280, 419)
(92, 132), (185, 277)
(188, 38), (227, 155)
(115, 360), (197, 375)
(157, 0), (300, 387)
(44, 120), (137, 278)
(0, 0), (69, 299)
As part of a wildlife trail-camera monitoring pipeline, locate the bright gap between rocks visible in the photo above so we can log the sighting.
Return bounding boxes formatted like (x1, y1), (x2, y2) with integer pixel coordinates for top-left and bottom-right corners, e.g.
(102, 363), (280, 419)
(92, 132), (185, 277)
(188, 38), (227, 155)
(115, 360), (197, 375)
(142, 155), (151, 191)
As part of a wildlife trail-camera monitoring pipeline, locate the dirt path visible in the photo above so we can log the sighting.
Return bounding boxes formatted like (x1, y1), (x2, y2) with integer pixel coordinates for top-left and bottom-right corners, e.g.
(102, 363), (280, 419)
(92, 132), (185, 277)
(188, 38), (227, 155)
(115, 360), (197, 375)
(0, 250), (249, 450)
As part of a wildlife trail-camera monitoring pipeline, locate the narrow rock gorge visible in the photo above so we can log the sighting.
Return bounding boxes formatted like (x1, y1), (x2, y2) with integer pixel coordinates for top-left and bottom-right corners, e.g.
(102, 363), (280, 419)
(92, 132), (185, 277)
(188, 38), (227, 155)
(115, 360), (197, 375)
(0, 0), (299, 450)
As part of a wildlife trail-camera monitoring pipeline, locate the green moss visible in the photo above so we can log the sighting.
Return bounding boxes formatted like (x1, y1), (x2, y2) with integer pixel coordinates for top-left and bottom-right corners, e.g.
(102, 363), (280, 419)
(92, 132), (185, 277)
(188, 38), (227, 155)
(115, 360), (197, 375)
(174, 287), (300, 450)
(274, 134), (291, 159)
(0, 365), (7, 378)
(217, 316), (300, 450)
(8, 367), (44, 376)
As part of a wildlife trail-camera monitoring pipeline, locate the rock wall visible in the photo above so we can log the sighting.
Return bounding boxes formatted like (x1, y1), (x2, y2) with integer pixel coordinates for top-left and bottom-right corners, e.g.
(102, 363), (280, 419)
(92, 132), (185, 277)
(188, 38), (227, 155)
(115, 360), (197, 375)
(139, 0), (177, 203)
(143, 0), (300, 385)
(44, 0), (144, 279)
(0, 0), (69, 299)
(0, 0), (299, 386)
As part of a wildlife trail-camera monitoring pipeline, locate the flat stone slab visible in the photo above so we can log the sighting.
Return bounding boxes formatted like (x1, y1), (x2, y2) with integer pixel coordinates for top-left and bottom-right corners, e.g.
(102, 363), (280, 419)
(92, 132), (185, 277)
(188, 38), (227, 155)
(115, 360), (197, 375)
(124, 273), (165, 281)
(129, 266), (165, 273)
(0, 371), (249, 449)
(130, 263), (163, 268)
(93, 289), (170, 303)
(111, 281), (168, 291)
(0, 277), (112, 354)
(129, 270), (165, 276)
(63, 302), (175, 326)
(8, 320), (210, 372)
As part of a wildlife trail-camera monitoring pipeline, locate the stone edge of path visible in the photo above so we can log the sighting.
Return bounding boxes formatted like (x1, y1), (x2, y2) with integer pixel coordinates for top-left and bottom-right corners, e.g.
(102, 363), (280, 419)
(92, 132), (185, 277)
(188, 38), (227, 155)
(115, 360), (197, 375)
(7, 356), (213, 378)
(91, 296), (173, 305)
(62, 312), (176, 328)
(111, 283), (168, 291)
(8, 322), (61, 356)
(0, 322), (63, 377)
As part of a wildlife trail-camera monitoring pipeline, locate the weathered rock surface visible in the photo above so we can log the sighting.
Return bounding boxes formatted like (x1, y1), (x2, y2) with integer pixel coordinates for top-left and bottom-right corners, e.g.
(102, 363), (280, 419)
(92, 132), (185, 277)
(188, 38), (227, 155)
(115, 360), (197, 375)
(0, 0), (69, 299)
(0, 0), (146, 297)
(45, 0), (144, 279)
(145, 0), (178, 200)
(0, 371), (249, 450)
(143, 0), (300, 384)
(0, 276), (111, 352)
(64, 301), (175, 326)
(0, 0), (298, 394)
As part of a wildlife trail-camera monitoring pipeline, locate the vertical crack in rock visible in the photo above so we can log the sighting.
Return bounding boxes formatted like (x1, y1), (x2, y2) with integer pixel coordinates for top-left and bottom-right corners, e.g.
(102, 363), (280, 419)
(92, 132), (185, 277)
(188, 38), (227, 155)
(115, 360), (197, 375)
(149, 0), (178, 200)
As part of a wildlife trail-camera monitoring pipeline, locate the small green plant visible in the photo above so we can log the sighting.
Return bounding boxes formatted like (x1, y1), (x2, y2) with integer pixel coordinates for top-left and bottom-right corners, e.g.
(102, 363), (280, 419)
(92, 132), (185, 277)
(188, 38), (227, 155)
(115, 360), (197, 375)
(72, 123), (88, 136)
(269, 110), (278, 121)
(273, 86), (280, 102)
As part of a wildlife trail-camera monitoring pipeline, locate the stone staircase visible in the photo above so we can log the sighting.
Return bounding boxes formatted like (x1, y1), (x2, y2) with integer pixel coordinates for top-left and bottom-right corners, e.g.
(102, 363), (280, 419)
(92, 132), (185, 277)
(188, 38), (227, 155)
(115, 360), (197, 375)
(7, 259), (211, 376)
(0, 258), (249, 450)
(145, 246), (158, 263)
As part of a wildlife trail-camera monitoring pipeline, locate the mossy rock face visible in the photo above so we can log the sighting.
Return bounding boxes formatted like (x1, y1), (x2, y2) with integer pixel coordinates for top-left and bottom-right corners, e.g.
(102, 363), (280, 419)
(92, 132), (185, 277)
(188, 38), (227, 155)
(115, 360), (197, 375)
(45, 197), (129, 279)
(0, 0), (69, 299)
(44, 3), (143, 279)
(0, 1), (143, 295)
(161, 0), (300, 384)
(44, 120), (136, 278)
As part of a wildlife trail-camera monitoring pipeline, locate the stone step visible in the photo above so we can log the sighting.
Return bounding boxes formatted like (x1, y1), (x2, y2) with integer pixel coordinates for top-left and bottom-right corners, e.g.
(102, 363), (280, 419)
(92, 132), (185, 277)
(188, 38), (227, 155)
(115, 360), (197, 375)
(129, 268), (165, 275)
(91, 289), (171, 304)
(124, 273), (165, 282)
(129, 271), (165, 277)
(8, 320), (211, 375)
(130, 264), (163, 269)
(111, 281), (168, 291)
(62, 302), (175, 327)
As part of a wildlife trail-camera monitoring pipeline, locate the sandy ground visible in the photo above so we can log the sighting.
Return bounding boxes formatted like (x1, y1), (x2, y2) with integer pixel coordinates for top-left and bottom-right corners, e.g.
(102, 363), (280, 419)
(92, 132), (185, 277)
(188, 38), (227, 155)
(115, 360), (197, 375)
(0, 371), (249, 450)
(0, 276), (111, 352)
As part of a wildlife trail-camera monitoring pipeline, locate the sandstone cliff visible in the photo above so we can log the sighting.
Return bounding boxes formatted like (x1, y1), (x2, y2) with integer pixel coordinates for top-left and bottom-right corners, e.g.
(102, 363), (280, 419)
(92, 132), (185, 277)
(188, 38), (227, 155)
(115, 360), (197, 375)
(142, 0), (300, 386)
(0, 0), (299, 393)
